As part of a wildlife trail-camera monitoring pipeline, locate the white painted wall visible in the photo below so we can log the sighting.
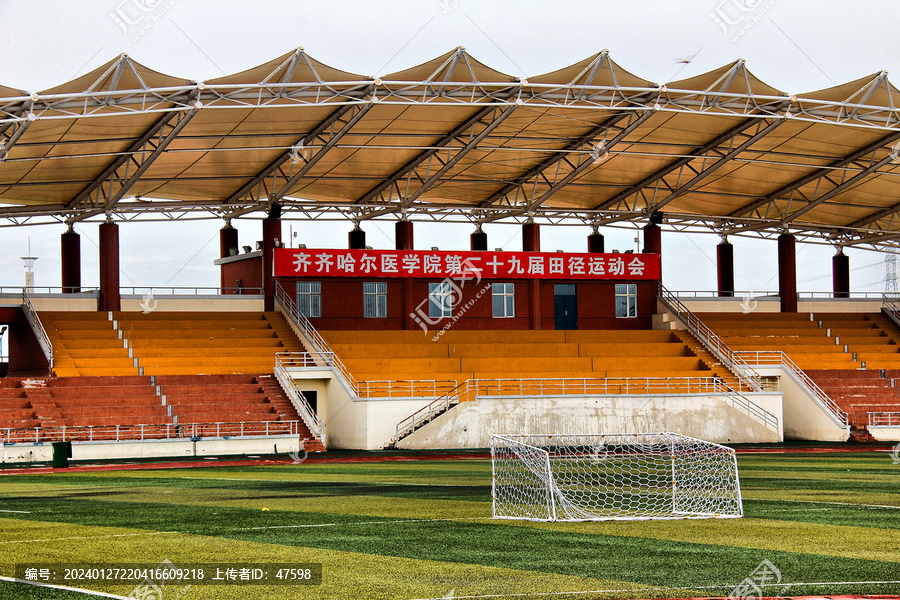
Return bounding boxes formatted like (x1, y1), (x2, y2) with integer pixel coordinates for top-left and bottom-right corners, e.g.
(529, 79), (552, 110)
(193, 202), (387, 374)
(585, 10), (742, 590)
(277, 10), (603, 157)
(680, 297), (884, 314)
(0, 435), (301, 464)
(870, 427), (900, 442)
(24, 295), (266, 312)
(119, 297), (264, 312)
(396, 393), (783, 450)
(752, 365), (849, 442)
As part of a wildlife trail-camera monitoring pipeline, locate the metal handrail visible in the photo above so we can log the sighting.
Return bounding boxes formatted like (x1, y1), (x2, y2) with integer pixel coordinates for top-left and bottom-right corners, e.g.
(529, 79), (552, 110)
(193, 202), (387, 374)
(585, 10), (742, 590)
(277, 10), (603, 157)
(2, 421), (299, 444)
(120, 286), (264, 296)
(274, 353), (323, 440)
(394, 380), (467, 443)
(671, 290), (887, 299)
(357, 379), (459, 399)
(882, 295), (900, 328)
(869, 412), (900, 426)
(275, 351), (452, 399)
(735, 350), (848, 427)
(0, 286), (99, 295)
(21, 290), (53, 371)
(392, 375), (781, 444)
(659, 285), (762, 391)
(274, 281), (359, 393)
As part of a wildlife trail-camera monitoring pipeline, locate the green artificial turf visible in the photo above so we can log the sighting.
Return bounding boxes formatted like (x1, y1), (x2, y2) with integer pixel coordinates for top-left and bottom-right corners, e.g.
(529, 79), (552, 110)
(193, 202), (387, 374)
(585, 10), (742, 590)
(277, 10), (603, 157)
(0, 452), (896, 599)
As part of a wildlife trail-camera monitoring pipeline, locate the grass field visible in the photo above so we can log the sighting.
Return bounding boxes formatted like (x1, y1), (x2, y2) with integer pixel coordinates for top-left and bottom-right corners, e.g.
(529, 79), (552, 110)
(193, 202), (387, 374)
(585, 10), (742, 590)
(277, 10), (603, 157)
(0, 450), (898, 599)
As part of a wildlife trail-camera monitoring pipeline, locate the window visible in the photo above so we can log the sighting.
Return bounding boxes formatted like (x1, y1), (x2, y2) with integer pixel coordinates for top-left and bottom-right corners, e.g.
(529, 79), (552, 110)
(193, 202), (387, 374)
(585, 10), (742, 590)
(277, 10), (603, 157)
(615, 283), (637, 318)
(296, 281), (321, 318)
(492, 283), (515, 318)
(363, 282), (387, 318)
(428, 282), (453, 319)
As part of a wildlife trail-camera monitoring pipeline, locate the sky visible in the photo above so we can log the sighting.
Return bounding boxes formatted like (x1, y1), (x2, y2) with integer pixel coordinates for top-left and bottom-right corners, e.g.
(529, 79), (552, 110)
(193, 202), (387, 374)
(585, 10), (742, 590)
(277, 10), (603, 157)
(0, 0), (898, 296)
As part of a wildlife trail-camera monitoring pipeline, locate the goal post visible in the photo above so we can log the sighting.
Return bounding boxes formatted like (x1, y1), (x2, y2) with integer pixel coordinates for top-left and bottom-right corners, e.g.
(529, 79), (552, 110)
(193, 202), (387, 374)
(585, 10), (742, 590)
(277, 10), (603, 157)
(490, 432), (742, 522)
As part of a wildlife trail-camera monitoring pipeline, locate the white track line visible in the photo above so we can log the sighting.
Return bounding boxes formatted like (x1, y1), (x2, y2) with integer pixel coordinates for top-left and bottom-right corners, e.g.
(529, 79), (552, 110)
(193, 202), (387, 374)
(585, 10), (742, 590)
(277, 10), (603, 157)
(409, 580), (900, 599)
(0, 576), (132, 599)
(0, 510), (31, 513)
(237, 517), (493, 531)
(752, 498), (900, 509)
(180, 476), (475, 487)
(0, 531), (177, 545)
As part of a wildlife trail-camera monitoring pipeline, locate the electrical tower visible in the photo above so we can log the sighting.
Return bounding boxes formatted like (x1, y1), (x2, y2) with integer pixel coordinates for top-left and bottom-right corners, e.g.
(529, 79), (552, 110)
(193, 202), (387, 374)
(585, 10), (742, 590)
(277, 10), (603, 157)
(885, 249), (899, 296)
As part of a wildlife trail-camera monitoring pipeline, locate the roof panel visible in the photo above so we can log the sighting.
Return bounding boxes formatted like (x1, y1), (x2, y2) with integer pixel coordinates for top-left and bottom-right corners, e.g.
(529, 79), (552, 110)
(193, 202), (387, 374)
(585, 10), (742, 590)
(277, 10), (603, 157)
(1, 49), (900, 248)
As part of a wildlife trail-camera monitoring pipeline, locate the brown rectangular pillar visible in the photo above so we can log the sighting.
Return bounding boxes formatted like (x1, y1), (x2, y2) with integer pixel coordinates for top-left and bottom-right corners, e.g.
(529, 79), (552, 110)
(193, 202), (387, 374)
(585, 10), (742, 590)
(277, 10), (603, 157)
(61, 229), (81, 294)
(833, 251), (850, 299)
(717, 240), (734, 298)
(396, 221), (414, 250)
(262, 217), (281, 311)
(401, 279), (416, 331)
(219, 225), (238, 294)
(522, 223), (540, 252)
(98, 222), (120, 312)
(349, 227), (367, 249)
(470, 230), (487, 251)
(778, 233), (798, 313)
(528, 279), (541, 330)
(587, 233), (604, 253)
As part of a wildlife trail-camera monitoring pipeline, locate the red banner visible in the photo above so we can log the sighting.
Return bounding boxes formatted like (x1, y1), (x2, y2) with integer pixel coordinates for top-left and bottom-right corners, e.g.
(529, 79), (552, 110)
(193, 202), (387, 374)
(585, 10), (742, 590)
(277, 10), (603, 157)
(274, 249), (659, 280)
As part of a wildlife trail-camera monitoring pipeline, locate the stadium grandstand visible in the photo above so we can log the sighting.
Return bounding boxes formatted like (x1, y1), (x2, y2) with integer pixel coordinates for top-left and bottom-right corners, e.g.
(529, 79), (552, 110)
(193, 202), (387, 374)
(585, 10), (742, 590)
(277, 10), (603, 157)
(3, 46), (900, 463)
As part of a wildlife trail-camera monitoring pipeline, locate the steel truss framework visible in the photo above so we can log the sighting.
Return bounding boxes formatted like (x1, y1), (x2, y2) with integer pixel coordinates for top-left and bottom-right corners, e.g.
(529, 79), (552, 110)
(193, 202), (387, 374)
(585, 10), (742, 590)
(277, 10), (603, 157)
(1, 48), (900, 251)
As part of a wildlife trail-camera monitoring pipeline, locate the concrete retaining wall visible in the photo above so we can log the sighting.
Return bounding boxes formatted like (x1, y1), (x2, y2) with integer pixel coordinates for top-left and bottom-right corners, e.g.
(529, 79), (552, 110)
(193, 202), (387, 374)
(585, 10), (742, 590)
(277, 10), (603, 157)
(870, 427), (900, 442)
(396, 393), (783, 450)
(751, 365), (849, 442)
(0, 435), (301, 464)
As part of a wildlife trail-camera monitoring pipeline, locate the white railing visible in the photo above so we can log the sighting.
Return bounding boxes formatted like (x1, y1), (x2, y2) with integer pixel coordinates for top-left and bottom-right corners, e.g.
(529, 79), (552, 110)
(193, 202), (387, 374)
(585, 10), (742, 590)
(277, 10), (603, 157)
(882, 295), (900, 328)
(2, 421), (300, 444)
(275, 351), (451, 399)
(120, 286), (264, 296)
(357, 379), (459, 399)
(392, 375), (780, 445)
(274, 353), (323, 440)
(658, 285), (762, 391)
(669, 290), (778, 299)
(869, 412), (900, 426)
(21, 290), (53, 372)
(0, 286), (99, 295)
(393, 385), (463, 444)
(274, 281), (358, 392)
(671, 290), (886, 299)
(736, 350), (848, 427)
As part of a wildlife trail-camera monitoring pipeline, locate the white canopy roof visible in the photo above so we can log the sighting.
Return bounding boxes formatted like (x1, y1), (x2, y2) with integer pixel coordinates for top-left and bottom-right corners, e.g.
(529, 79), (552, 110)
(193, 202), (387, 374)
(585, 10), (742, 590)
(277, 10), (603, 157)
(1, 47), (899, 249)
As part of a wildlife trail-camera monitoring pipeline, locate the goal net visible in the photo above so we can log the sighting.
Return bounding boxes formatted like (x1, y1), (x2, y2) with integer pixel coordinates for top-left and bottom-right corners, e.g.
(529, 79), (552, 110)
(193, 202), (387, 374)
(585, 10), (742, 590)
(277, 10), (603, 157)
(490, 432), (742, 521)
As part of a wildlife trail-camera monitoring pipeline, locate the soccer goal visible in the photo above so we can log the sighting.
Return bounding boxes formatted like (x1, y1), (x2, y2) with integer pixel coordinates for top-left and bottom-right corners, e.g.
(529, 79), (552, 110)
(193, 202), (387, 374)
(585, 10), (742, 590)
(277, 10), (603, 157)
(490, 432), (742, 521)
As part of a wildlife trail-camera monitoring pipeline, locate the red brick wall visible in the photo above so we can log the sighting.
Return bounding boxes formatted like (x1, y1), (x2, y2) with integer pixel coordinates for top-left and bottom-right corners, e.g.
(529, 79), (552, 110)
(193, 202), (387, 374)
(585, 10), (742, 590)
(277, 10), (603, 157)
(278, 277), (656, 331)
